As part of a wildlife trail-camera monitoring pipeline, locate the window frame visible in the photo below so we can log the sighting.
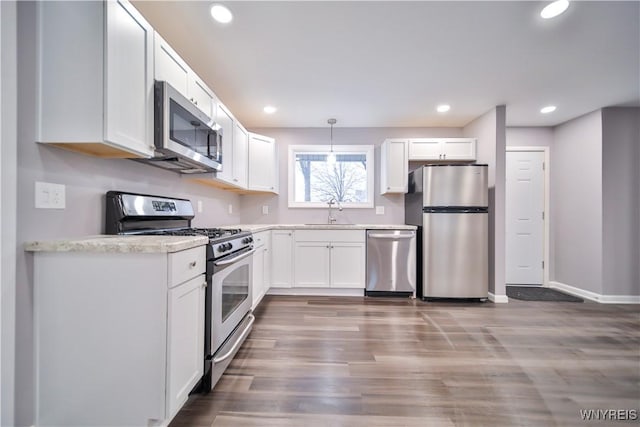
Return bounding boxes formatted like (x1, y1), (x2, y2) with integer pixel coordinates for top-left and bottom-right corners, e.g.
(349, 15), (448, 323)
(287, 144), (375, 209)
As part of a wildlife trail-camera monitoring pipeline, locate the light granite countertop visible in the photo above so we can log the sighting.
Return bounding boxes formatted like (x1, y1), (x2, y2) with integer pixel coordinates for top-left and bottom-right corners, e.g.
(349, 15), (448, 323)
(227, 224), (417, 233)
(24, 235), (209, 254)
(25, 224), (416, 253)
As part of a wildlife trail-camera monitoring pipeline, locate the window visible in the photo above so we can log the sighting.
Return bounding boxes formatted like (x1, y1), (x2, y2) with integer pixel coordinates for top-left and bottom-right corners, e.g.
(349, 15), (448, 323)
(288, 145), (374, 208)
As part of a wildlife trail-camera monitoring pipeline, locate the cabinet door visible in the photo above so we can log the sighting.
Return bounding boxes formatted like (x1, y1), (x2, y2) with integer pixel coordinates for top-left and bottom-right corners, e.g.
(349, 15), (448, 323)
(248, 133), (277, 193)
(330, 242), (365, 288)
(271, 230), (293, 288)
(442, 138), (476, 161)
(380, 139), (408, 194)
(154, 32), (189, 96)
(408, 138), (443, 160)
(166, 275), (205, 419)
(232, 122), (249, 188)
(216, 103), (235, 183)
(188, 76), (215, 119)
(104, 0), (154, 157)
(252, 248), (265, 308)
(293, 242), (330, 287)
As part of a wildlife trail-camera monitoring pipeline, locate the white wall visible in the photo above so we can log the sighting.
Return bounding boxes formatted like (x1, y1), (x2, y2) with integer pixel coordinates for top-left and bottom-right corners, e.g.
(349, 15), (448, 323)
(506, 127), (553, 147)
(462, 107), (506, 298)
(240, 127), (463, 225)
(1, 1), (17, 425)
(551, 110), (603, 295)
(14, 4), (243, 424)
(601, 107), (640, 296)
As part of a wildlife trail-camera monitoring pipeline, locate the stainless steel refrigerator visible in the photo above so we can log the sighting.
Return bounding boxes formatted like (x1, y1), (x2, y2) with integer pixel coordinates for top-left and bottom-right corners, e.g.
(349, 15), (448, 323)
(405, 165), (488, 299)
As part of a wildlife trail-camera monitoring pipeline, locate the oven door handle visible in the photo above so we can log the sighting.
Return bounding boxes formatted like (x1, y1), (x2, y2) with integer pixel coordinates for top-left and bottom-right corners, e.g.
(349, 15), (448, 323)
(213, 248), (256, 266)
(212, 313), (255, 364)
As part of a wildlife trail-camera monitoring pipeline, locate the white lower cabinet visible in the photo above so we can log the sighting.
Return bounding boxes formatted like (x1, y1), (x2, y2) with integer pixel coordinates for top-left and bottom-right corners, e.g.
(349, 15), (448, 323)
(293, 241), (331, 287)
(293, 230), (366, 289)
(251, 231), (271, 308)
(167, 275), (205, 418)
(270, 230), (294, 288)
(32, 246), (206, 426)
(329, 242), (366, 288)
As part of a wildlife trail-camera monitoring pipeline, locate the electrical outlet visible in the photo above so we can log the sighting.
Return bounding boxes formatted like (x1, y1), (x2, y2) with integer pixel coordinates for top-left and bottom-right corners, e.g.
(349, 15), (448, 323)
(376, 206), (385, 215)
(262, 205), (269, 215)
(197, 200), (203, 213)
(228, 204), (233, 214)
(35, 181), (65, 209)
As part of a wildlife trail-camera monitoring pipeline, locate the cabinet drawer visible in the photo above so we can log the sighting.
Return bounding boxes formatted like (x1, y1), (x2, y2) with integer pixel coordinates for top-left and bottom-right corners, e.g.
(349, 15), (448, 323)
(168, 246), (206, 288)
(252, 231), (270, 249)
(295, 229), (365, 243)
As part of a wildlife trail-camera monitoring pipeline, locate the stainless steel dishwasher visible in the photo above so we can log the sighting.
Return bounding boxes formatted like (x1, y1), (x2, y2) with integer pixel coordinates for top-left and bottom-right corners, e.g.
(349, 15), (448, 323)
(365, 230), (416, 297)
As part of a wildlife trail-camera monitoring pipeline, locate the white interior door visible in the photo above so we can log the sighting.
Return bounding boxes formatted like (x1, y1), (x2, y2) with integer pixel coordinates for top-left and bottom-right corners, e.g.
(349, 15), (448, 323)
(506, 151), (545, 285)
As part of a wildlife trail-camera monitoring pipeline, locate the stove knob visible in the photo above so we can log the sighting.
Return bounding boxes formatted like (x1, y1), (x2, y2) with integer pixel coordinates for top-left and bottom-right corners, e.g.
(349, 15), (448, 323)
(225, 243), (233, 251)
(248, 236), (254, 243)
(217, 244), (225, 252)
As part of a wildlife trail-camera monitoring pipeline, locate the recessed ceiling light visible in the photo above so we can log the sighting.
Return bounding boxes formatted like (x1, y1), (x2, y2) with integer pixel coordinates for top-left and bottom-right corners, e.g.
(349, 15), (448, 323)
(436, 104), (451, 113)
(540, 0), (570, 19)
(540, 105), (557, 114)
(263, 105), (277, 114)
(210, 4), (232, 24)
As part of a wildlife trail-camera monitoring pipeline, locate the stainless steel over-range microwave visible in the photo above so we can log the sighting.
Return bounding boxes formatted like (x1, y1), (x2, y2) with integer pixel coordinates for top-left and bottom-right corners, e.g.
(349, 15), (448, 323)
(138, 80), (223, 174)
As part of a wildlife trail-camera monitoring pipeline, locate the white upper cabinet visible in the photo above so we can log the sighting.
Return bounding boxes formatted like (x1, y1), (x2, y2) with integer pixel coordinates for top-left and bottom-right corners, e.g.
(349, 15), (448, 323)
(232, 122), (249, 188)
(37, 0), (155, 158)
(215, 103), (235, 183)
(154, 32), (216, 119)
(380, 139), (408, 194)
(408, 138), (476, 161)
(248, 133), (279, 193)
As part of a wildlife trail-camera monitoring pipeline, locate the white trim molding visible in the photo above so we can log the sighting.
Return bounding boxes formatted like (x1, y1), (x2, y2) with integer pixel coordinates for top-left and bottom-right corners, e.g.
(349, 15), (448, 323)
(550, 281), (640, 304)
(488, 292), (509, 303)
(268, 288), (364, 297)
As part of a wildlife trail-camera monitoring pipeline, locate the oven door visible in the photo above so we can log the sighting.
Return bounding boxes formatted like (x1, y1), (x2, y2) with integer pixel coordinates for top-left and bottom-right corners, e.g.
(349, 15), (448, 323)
(210, 247), (254, 354)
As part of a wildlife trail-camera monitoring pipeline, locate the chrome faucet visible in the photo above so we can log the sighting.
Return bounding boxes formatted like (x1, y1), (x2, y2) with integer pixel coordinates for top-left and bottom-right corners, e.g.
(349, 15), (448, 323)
(327, 197), (343, 224)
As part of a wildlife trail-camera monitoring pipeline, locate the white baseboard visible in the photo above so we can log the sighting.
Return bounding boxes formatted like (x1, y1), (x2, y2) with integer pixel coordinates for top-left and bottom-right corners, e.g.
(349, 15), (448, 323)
(549, 281), (640, 304)
(267, 287), (364, 297)
(488, 292), (509, 303)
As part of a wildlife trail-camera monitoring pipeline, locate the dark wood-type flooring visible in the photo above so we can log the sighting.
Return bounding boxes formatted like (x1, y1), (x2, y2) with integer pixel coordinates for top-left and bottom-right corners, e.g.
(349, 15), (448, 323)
(171, 296), (640, 426)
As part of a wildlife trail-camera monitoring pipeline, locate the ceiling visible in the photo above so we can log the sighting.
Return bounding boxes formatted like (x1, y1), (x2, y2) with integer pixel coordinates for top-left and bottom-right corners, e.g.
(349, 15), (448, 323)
(133, 1), (640, 129)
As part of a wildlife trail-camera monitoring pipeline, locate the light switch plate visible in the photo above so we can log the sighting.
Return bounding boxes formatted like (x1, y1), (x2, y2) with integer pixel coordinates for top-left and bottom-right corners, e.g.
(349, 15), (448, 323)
(197, 200), (203, 213)
(262, 205), (269, 215)
(35, 181), (66, 209)
(228, 204), (233, 214)
(376, 206), (385, 215)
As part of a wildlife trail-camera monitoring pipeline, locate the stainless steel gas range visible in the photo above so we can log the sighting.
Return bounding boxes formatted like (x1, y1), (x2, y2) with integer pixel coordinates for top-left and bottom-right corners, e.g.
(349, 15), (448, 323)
(105, 191), (255, 392)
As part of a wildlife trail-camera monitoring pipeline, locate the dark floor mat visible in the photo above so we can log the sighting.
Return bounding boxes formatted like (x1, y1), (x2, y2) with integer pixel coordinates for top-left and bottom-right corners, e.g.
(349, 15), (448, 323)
(506, 286), (583, 302)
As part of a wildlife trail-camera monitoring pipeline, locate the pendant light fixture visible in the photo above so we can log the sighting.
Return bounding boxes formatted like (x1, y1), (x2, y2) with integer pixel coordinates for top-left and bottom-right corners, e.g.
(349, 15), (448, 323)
(327, 118), (337, 165)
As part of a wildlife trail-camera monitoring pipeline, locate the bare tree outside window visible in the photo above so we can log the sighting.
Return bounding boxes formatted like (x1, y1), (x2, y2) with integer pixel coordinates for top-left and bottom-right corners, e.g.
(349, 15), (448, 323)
(295, 153), (367, 203)
(289, 145), (374, 208)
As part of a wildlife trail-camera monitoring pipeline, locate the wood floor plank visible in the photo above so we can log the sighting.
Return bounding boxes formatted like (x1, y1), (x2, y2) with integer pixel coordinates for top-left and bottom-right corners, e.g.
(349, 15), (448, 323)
(170, 296), (640, 427)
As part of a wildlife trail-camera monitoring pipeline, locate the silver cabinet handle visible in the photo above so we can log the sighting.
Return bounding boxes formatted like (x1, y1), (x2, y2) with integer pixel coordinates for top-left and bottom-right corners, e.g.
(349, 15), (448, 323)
(201, 281), (207, 289)
(189, 261), (197, 268)
(213, 314), (255, 364)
